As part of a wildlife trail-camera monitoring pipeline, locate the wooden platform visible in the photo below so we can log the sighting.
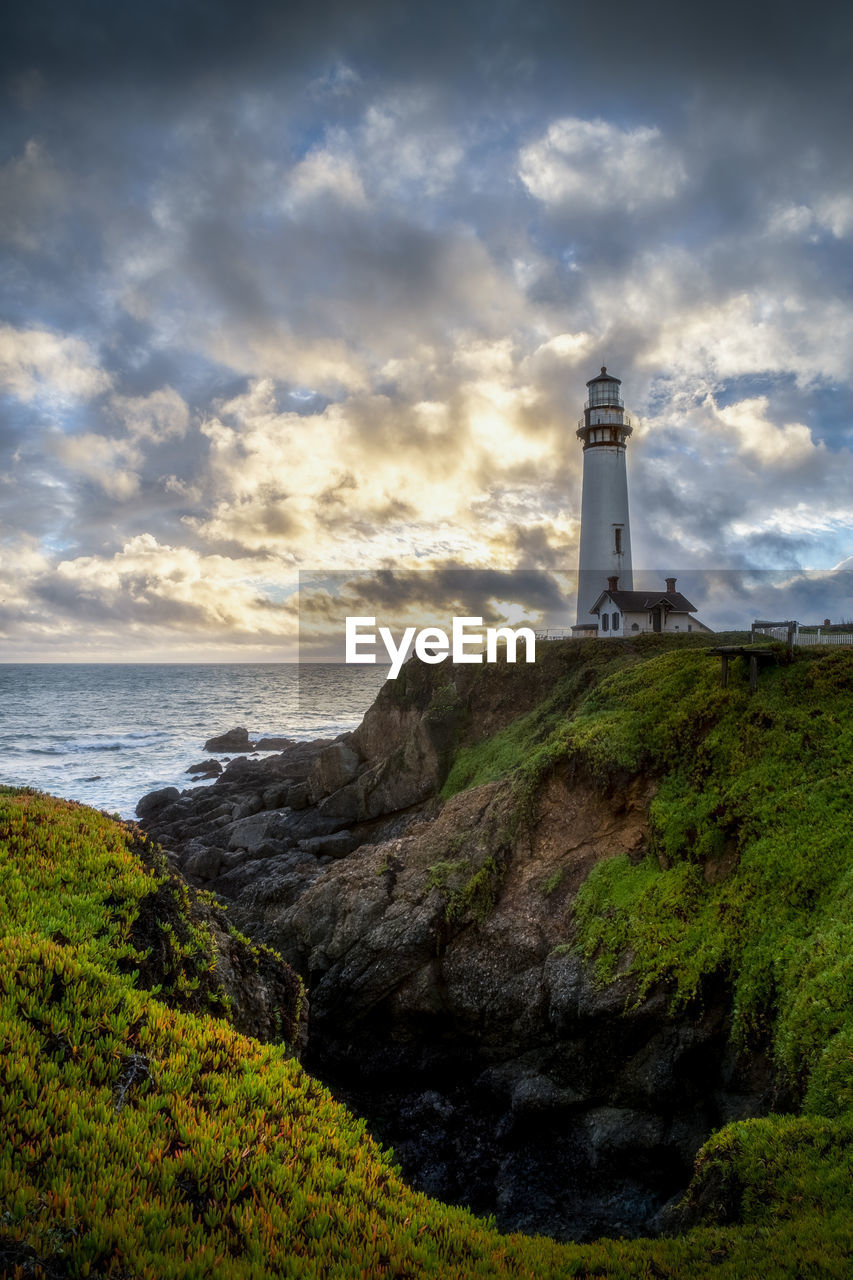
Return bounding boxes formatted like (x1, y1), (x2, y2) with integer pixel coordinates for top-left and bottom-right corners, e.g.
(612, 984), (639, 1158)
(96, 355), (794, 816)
(709, 645), (776, 693)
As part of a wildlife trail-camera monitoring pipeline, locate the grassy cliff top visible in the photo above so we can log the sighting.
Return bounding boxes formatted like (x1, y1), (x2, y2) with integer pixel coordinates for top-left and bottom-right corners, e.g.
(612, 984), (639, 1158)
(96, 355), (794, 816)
(2, 637), (853, 1277)
(440, 640), (853, 1117)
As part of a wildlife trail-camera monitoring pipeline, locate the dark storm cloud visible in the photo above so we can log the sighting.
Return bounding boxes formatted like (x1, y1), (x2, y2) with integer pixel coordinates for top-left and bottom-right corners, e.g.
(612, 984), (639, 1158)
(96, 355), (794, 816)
(309, 567), (565, 614)
(5, 2), (851, 109)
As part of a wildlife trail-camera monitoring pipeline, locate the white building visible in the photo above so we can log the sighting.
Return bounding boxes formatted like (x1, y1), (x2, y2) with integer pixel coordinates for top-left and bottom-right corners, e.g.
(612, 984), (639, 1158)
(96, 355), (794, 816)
(573, 367), (633, 633)
(591, 576), (713, 637)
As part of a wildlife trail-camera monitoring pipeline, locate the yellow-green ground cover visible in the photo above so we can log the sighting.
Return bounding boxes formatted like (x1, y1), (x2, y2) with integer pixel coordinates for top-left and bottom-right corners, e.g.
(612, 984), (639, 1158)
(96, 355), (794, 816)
(2, 640), (853, 1278)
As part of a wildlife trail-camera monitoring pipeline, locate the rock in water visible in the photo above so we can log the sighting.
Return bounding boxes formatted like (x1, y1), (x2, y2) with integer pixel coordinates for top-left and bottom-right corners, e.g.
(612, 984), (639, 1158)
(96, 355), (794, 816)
(204, 726), (253, 752)
(255, 736), (295, 751)
(135, 786), (180, 819)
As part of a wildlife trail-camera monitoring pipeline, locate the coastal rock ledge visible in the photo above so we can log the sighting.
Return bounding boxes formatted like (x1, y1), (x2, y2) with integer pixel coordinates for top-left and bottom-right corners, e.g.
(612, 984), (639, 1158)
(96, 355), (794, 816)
(135, 645), (784, 1243)
(203, 726), (253, 752)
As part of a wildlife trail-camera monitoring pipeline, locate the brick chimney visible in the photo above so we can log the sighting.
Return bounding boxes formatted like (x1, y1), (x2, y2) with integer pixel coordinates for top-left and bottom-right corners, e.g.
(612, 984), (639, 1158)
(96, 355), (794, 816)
(607, 576), (619, 592)
(665, 577), (677, 593)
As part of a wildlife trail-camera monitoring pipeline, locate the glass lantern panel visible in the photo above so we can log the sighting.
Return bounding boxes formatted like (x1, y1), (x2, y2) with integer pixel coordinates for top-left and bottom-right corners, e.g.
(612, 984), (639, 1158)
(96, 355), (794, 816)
(588, 381), (623, 407)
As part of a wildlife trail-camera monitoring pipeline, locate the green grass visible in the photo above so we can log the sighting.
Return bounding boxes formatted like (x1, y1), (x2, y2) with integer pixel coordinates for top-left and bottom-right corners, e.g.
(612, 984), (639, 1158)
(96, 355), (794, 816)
(428, 856), (504, 923)
(3, 926), (852, 1278)
(561, 648), (853, 1123)
(3, 636), (853, 1280)
(440, 632), (750, 800)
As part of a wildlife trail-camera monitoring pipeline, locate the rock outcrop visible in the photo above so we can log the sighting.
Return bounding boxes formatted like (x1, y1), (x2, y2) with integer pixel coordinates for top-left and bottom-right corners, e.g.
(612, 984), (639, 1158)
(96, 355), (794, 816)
(124, 831), (306, 1053)
(135, 785), (181, 819)
(186, 759), (222, 777)
(203, 726), (253, 752)
(135, 653), (779, 1242)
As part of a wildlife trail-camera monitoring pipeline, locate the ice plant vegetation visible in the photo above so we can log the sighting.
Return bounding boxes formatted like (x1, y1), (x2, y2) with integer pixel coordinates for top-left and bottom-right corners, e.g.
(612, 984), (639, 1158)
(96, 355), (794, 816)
(2, 637), (853, 1277)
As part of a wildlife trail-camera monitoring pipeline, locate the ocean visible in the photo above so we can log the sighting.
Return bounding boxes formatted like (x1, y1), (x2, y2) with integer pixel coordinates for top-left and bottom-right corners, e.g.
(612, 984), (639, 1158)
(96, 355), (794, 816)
(0, 664), (389, 819)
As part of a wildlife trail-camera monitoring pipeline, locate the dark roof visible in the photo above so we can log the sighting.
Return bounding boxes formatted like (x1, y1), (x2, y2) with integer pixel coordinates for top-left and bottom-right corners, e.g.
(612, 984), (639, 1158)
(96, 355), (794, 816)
(586, 365), (621, 386)
(592, 589), (697, 614)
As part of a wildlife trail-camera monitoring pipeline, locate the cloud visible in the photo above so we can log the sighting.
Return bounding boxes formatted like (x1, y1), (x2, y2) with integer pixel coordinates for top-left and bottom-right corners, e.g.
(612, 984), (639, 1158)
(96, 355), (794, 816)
(184, 362), (575, 571)
(52, 432), (142, 499)
(110, 387), (190, 442)
(0, 325), (111, 404)
(308, 60), (362, 100)
(285, 143), (367, 212)
(0, 139), (64, 250)
(359, 97), (464, 200)
(767, 195), (853, 242)
(29, 533), (299, 637)
(519, 118), (687, 211)
(714, 397), (816, 469)
(629, 392), (853, 570)
(2, 1), (853, 657)
(639, 287), (853, 388)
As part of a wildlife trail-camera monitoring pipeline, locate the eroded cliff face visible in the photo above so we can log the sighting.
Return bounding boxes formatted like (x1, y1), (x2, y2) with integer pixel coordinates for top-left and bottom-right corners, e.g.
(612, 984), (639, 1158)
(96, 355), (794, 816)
(138, 653), (778, 1241)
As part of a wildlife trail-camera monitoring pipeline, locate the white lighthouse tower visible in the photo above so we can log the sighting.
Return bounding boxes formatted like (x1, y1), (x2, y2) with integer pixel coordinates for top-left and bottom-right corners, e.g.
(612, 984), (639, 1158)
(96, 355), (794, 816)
(573, 366), (633, 631)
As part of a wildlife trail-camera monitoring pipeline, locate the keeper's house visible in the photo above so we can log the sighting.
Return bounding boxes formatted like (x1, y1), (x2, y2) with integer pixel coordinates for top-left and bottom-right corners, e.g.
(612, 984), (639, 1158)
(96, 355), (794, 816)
(589, 575), (713, 637)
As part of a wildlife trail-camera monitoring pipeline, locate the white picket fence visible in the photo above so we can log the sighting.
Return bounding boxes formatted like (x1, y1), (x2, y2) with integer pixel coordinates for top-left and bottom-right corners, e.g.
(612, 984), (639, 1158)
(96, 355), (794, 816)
(753, 624), (853, 646)
(794, 631), (853, 646)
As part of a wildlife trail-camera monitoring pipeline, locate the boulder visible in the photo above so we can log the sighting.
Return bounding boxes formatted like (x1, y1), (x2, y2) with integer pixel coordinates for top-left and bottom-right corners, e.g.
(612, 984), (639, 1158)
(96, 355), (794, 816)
(213, 849), (320, 898)
(582, 1107), (667, 1165)
(230, 794), (264, 821)
(308, 739), (362, 801)
(297, 830), (357, 859)
(204, 726), (253, 753)
(186, 759), (222, 777)
(255, 736), (295, 751)
(225, 810), (297, 855)
(286, 781), (312, 810)
(180, 842), (226, 881)
(135, 786), (180, 819)
(316, 783), (361, 823)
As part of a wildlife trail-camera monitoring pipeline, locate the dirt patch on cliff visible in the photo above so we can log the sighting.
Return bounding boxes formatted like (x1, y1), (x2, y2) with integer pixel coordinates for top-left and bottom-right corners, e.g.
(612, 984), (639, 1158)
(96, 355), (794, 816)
(491, 773), (657, 941)
(534, 773), (654, 886)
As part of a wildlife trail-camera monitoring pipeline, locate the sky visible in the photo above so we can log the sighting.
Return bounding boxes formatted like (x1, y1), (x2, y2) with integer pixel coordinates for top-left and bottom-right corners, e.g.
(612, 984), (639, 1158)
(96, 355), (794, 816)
(1, 0), (852, 660)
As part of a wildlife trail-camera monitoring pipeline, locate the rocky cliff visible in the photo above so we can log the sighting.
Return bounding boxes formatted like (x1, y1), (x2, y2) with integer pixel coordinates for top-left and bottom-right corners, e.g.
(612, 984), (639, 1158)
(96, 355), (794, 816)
(137, 635), (845, 1241)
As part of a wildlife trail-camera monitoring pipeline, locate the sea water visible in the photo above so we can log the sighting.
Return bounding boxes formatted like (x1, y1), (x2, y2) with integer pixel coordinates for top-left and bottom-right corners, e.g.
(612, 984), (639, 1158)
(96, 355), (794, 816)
(0, 664), (388, 819)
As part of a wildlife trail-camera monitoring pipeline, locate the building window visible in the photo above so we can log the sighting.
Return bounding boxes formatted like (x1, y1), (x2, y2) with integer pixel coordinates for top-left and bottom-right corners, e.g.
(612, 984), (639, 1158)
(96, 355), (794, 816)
(631, 622), (639, 631)
(612, 612), (620, 630)
(601, 613), (609, 631)
(614, 527), (622, 554)
(688, 624), (692, 632)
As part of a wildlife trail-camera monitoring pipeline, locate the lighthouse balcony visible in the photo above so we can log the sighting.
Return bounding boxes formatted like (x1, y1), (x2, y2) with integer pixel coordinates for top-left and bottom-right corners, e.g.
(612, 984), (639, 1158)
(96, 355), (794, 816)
(577, 418), (633, 446)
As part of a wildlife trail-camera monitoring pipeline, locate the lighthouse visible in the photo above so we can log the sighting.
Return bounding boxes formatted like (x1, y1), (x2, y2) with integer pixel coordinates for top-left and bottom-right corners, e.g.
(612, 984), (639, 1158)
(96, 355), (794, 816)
(573, 366), (633, 631)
